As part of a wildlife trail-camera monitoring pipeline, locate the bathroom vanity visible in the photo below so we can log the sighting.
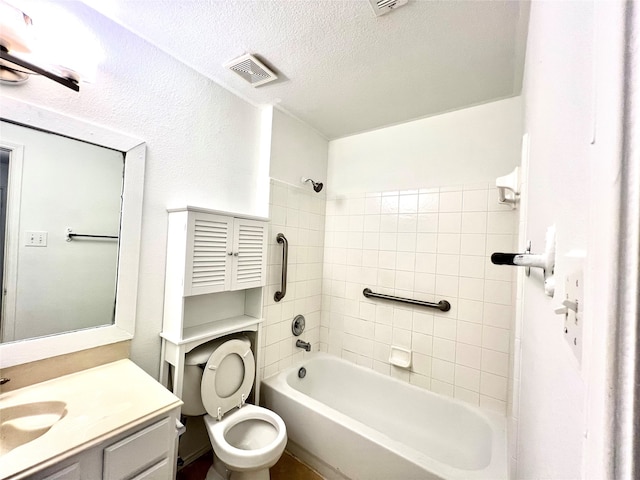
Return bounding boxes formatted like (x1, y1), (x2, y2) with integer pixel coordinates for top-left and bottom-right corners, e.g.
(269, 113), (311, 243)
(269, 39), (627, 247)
(0, 95), (181, 480)
(0, 360), (182, 480)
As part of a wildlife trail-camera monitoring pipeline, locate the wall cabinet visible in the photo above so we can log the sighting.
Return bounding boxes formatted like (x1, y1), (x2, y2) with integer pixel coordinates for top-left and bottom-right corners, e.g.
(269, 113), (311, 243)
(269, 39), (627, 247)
(165, 207), (268, 297)
(30, 411), (180, 480)
(160, 207), (268, 402)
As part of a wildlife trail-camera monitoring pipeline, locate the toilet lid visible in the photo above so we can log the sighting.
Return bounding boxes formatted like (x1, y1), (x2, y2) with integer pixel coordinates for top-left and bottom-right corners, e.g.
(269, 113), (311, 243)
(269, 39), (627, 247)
(201, 339), (255, 418)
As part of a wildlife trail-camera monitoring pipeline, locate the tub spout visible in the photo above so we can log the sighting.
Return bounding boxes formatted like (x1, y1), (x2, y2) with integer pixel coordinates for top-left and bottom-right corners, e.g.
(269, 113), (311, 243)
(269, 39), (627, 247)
(296, 339), (311, 352)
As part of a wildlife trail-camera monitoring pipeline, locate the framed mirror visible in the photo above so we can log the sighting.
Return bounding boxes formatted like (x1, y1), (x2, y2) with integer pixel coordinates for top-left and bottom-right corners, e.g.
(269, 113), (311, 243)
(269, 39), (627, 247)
(0, 96), (145, 368)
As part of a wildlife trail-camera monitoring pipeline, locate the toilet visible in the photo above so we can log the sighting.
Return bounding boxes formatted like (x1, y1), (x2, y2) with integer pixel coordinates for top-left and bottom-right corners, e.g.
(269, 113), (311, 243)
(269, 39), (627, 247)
(183, 335), (287, 480)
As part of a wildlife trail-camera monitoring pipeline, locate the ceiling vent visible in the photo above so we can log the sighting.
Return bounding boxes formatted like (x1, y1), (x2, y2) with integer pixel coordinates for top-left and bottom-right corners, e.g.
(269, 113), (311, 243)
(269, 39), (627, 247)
(368, 0), (408, 16)
(224, 53), (277, 87)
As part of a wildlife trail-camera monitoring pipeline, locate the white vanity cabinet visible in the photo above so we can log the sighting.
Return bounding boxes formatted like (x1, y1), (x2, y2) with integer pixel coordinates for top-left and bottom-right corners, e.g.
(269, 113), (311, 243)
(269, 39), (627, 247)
(29, 411), (180, 480)
(0, 360), (183, 480)
(160, 207), (268, 403)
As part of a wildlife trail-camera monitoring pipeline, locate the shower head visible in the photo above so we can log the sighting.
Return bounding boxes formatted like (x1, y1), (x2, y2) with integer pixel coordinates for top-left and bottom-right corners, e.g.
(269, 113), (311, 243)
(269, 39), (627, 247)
(301, 177), (323, 193)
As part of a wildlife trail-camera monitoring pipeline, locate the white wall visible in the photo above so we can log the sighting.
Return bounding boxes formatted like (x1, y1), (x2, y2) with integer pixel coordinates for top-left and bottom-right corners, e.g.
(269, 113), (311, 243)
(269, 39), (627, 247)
(514, 1), (625, 478)
(321, 184), (518, 413)
(260, 110), (328, 379)
(260, 179), (326, 380)
(321, 98), (523, 412)
(1, 122), (122, 341)
(0, 2), (269, 376)
(327, 97), (523, 196)
(269, 109), (328, 188)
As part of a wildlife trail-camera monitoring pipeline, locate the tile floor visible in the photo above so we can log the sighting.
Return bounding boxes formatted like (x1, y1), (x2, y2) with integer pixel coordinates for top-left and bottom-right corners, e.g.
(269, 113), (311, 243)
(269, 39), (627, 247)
(176, 450), (323, 480)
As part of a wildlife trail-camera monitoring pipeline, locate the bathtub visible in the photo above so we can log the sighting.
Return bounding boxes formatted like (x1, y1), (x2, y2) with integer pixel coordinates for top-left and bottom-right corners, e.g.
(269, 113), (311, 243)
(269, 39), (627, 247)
(261, 353), (507, 480)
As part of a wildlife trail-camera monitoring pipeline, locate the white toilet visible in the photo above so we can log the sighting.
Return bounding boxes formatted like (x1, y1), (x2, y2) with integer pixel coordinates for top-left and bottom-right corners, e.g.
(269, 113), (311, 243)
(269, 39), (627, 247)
(183, 335), (287, 480)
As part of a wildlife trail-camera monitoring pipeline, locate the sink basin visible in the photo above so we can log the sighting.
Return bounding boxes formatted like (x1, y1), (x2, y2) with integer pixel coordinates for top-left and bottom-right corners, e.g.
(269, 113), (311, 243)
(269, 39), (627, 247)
(0, 401), (67, 455)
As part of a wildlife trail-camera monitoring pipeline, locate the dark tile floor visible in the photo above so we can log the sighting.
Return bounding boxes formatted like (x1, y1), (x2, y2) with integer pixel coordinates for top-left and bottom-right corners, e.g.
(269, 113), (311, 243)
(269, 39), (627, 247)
(176, 450), (323, 480)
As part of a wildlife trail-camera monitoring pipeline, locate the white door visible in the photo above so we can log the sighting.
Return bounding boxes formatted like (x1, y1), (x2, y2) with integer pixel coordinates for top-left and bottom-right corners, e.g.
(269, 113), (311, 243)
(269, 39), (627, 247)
(184, 212), (234, 296)
(0, 141), (24, 342)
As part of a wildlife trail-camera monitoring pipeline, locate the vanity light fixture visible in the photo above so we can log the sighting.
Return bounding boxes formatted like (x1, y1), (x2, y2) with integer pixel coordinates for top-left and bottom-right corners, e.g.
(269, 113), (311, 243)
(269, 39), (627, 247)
(0, 48), (79, 91)
(0, 0), (80, 91)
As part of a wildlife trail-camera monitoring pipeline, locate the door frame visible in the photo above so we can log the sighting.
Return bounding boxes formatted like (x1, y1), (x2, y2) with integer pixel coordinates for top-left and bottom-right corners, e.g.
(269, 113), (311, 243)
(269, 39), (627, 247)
(0, 141), (24, 343)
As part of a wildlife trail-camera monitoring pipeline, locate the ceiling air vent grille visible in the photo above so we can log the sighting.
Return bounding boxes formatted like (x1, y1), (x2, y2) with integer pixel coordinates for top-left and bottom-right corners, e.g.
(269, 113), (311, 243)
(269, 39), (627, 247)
(369, 0), (408, 16)
(224, 54), (277, 87)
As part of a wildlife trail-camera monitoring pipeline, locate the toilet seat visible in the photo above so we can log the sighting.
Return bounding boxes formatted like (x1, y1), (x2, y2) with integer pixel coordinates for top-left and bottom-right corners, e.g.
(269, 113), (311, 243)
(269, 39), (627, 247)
(204, 404), (287, 472)
(201, 339), (256, 420)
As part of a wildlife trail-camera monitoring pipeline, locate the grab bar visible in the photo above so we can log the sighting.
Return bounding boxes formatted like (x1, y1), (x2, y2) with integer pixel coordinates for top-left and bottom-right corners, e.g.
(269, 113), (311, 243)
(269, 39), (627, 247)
(362, 288), (451, 312)
(274, 233), (288, 302)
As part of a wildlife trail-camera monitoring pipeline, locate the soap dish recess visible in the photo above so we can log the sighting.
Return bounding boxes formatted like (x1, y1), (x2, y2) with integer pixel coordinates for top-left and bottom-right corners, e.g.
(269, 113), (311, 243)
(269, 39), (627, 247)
(389, 346), (412, 369)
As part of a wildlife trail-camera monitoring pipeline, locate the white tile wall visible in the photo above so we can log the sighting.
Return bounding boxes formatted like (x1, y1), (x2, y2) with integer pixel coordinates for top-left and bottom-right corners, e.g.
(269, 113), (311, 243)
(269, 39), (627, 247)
(321, 183), (517, 413)
(260, 179), (326, 380)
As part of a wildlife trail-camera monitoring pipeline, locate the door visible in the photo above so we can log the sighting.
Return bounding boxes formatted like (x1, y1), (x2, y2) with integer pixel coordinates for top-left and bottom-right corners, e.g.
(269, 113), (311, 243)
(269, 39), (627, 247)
(184, 212), (233, 296)
(230, 218), (267, 290)
(0, 142), (24, 342)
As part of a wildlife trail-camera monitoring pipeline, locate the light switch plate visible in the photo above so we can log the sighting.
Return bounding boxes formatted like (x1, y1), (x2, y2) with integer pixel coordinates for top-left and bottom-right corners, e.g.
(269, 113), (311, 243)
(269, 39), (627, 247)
(25, 231), (48, 247)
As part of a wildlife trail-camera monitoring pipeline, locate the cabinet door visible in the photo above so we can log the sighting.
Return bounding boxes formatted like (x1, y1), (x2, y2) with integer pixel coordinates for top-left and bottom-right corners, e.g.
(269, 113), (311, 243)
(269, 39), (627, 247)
(230, 218), (268, 290)
(129, 459), (171, 479)
(184, 213), (233, 295)
(103, 418), (172, 480)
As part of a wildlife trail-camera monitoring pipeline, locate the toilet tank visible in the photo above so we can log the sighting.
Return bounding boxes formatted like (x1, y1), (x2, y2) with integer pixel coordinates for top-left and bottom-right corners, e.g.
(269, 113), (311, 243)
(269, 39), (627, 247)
(181, 335), (250, 416)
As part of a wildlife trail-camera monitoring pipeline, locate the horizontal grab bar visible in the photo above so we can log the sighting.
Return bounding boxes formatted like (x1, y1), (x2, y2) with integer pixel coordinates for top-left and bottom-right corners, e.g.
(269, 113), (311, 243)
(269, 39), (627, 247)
(362, 288), (451, 312)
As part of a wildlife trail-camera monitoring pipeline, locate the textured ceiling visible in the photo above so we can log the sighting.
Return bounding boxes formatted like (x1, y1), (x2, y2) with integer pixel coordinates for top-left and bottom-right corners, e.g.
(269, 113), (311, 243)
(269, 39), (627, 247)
(84, 0), (529, 139)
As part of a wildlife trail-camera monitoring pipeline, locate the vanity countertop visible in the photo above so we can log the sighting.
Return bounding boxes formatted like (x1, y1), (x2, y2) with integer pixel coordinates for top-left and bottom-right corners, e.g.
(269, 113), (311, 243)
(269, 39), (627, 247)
(0, 359), (182, 479)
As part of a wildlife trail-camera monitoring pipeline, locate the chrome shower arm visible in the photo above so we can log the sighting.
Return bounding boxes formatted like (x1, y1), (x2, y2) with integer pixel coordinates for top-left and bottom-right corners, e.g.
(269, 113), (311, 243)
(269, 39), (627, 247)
(301, 177), (323, 192)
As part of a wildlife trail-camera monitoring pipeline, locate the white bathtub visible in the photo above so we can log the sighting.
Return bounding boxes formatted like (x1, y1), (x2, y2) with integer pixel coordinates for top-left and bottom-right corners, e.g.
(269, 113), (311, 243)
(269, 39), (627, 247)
(261, 353), (507, 480)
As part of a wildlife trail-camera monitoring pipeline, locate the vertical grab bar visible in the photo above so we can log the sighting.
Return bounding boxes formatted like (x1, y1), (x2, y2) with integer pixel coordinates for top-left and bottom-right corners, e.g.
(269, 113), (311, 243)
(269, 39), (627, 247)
(274, 233), (288, 302)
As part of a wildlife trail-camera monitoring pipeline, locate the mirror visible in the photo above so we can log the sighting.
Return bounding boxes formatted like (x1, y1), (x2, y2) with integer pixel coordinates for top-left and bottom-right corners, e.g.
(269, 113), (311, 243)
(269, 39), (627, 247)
(0, 122), (123, 342)
(0, 97), (145, 368)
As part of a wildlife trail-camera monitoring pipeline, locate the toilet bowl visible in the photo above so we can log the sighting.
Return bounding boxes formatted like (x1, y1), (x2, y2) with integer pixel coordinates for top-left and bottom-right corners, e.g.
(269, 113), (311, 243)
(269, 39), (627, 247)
(204, 404), (286, 478)
(183, 336), (287, 480)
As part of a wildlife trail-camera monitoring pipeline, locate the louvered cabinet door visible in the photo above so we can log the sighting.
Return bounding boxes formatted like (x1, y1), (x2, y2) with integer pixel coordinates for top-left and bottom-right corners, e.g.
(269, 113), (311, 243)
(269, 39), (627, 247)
(230, 218), (268, 290)
(184, 213), (233, 295)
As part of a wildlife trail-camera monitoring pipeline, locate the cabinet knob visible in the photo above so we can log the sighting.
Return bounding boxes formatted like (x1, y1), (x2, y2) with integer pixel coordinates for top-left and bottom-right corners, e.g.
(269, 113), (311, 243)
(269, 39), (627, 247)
(227, 252), (233, 256)
(233, 252), (239, 256)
